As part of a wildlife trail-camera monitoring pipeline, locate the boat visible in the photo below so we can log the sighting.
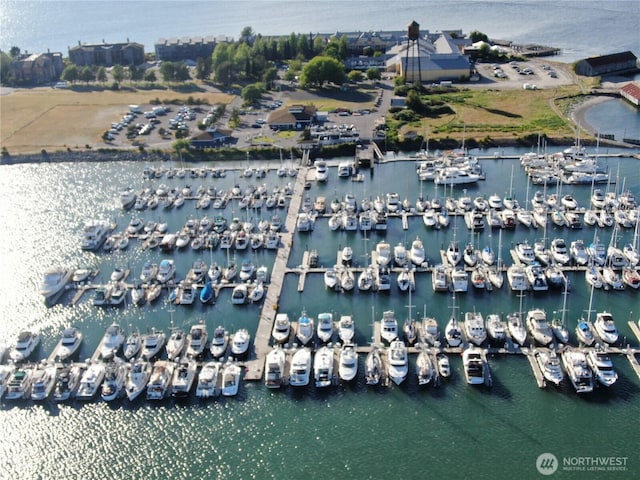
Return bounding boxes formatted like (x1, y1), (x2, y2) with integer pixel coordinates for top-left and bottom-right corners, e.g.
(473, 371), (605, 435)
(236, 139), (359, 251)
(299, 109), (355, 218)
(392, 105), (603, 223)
(387, 339), (409, 385)
(101, 359), (128, 401)
(462, 347), (489, 386)
(289, 347), (312, 387)
(171, 359), (197, 397)
(156, 259), (176, 283)
(51, 327), (83, 361)
(562, 349), (594, 393)
(550, 283), (571, 344)
(125, 359), (152, 401)
(338, 315), (355, 343)
(514, 241), (535, 265)
(507, 293), (528, 346)
(231, 283), (248, 305)
(4, 366), (34, 400)
(449, 267), (468, 293)
(230, 328), (251, 358)
(485, 313), (507, 344)
(317, 312), (334, 343)
(375, 241), (392, 266)
(409, 237), (426, 266)
(76, 362), (106, 400)
(464, 311), (487, 346)
(81, 219), (114, 251)
(507, 264), (528, 291)
(324, 266), (339, 290)
(431, 264), (449, 292)
(525, 262), (548, 291)
(445, 240), (461, 266)
(416, 347), (434, 386)
(445, 295), (462, 347)
(296, 310), (314, 345)
(576, 320), (595, 346)
(52, 363), (84, 401)
(140, 328), (166, 360)
(550, 238), (571, 265)
(185, 321), (208, 358)
(358, 266), (374, 291)
(146, 360), (175, 400)
(123, 329), (142, 360)
(437, 354), (451, 378)
(209, 326), (229, 358)
(570, 240), (589, 266)
(338, 344), (358, 382)
(314, 345), (334, 388)
(30, 363), (58, 401)
(272, 313), (291, 344)
(593, 311), (619, 344)
(314, 159), (328, 182)
(365, 345), (382, 385)
(434, 166), (481, 185)
(526, 309), (553, 345)
(264, 345), (286, 388)
(380, 310), (398, 344)
(586, 349), (618, 387)
(535, 349), (564, 386)
(622, 266), (640, 289)
(39, 267), (73, 305)
(99, 323), (124, 360)
(196, 361), (220, 398)
(119, 186), (137, 209)
(10, 330), (40, 362)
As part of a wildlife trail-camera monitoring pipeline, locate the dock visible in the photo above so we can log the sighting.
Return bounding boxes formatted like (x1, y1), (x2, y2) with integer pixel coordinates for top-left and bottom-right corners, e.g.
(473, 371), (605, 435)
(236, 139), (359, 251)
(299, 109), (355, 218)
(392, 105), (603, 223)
(523, 347), (547, 388)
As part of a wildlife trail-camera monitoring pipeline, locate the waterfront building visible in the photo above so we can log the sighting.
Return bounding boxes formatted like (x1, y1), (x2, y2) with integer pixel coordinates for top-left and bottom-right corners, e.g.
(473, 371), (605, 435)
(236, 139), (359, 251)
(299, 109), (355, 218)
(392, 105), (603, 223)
(574, 51), (638, 77)
(68, 41), (145, 67)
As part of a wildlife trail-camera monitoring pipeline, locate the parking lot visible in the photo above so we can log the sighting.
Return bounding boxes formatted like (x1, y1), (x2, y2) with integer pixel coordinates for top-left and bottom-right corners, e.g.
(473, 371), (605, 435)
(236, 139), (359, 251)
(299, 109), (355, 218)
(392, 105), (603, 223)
(473, 58), (575, 90)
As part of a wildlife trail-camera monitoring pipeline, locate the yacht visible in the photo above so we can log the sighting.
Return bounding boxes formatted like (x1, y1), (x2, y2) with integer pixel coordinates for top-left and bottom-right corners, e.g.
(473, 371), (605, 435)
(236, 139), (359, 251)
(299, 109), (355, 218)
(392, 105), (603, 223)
(535, 349), (564, 386)
(507, 265), (528, 291)
(196, 361), (220, 398)
(586, 349), (618, 387)
(594, 311), (619, 344)
(338, 344), (358, 382)
(221, 360), (241, 396)
(81, 219), (113, 251)
(449, 267), (468, 293)
(421, 315), (440, 345)
(289, 348), (312, 387)
(171, 359), (197, 397)
(156, 259), (176, 283)
(526, 309), (553, 345)
(514, 241), (535, 265)
(146, 360), (175, 400)
(30, 363), (58, 401)
(264, 346), (286, 389)
(166, 328), (186, 361)
(375, 241), (392, 266)
(437, 354), (451, 379)
(52, 364), (84, 401)
(416, 347), (434, 386)
(271, 313), (291, 344)
(338, 315), (355, 343)
(570, 239), (589, 266)
(125, 359), (152, 401)
(575, 320), (595, 346)
(99, 323), (125, 360)
(550, 238), (571, 265)
(324, 266), (339, 290)
(314, 346), (334, 388)
(101, 360), (128, 401)
(562, 349), (594, 393)
(231, 283), (248, 305)
(445, 314), (462, 348)
(9, 331), (40, 362)
(507, 311), (528, 346)
(365, 346), (382, 385)
(51, 327), (83, 361)
(434, 166), (481, 185)
(39, 267), (73, 305)
(209, 326), (229, 358)
(185, 321), (208, 358)
(123, 330), (142, 360)
(230, 328), (251, 358)
(140, 261), (159, 283)
(5, 366), (34, 400)
(410, 237), (426, 266)
(141, 328), (166, 360)
(317, 312), (334, 343)
(463, 347), (489, 386)
(486, 313), (507, 344)
(296, 310), (314, 346)
(464, 311), (487, 346)
(314, 159), (328, 182)
(76, 362), (106, 400)
(393, 243), (408, 267)
(432, 264), (449, 292)
(387, 340), (409, 385)
(380, 310), (398, 344)
(525, 262), (548, 291)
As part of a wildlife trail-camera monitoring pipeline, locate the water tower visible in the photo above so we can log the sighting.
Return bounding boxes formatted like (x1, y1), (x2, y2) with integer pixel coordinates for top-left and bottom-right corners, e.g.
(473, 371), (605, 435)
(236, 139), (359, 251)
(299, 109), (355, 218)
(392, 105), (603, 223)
(404, 20), (423, 85)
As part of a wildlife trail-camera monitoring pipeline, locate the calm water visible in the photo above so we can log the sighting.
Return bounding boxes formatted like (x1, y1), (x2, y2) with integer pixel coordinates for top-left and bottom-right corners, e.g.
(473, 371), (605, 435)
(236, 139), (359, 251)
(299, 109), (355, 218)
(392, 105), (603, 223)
(1, 146), (640, 478)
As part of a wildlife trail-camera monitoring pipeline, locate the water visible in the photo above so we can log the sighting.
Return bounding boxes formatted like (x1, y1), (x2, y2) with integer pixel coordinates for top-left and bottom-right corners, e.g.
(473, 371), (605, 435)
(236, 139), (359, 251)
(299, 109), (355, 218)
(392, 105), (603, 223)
(584, 99), (640, 143)
(1, 147), (640, 478)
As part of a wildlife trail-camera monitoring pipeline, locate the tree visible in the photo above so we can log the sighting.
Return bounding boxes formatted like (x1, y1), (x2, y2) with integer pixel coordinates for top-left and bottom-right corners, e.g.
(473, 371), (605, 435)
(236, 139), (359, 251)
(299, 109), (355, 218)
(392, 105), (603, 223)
(174, 62), (191, 82)
(215, 60), (235, 87)
(242, 83), (264, 105)
(366, 67), (381, 81)
(9, 46), (21, 57)
(470, 31), (489, 43)
(129, 64), (144, 82)
(78, 66), (95, 83)
(97, 66), (107, 83)
(347, 70), (364, 82)
(196, 56), (212, 79)
(0, 51), (13, 84)
(112, 64), (125, 85)
(212, 42), (232, 70)
(240, 26), (254, 44)
(262, 66), (278, 89)
(144, 70), (157, 83)
(229, 108), (241, 128)
(159, 61), (176, 82)
(299, 55), (346, 88)
(61, 64), (79, 83)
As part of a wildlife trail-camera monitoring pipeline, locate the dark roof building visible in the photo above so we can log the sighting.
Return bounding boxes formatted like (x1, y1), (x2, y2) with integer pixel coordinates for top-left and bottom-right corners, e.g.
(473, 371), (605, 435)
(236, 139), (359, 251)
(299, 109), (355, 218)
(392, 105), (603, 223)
(267, 105), (318, 130)
(575, 51), (638, 77)
(189, 127), (234, 149)
(68, 41), (145, 67)
(10, 52), (64, 84)
(620, 82), (640, 107)
(155, 36), (223, 61)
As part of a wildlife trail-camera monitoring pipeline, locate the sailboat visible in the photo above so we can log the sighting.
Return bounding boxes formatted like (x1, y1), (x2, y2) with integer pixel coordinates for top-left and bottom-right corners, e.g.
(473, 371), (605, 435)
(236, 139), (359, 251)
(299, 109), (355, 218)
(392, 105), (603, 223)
(575, 285), (596, 346)
(444, 293), (462, 347)
(487, 229), (504, 289)
(507, 291), (528, 346)
(550, 282), (570, 344)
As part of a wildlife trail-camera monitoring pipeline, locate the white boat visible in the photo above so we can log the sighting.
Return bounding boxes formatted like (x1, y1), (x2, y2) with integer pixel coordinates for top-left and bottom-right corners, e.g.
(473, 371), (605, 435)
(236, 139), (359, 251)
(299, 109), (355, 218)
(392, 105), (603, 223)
(289, 348), (312, 387)
(231, 283), (248, 305)
(39, 267), (73, 305)
(485, 313), (507, 343)
(358, 266), (374, 291)
(81, 219), (114, 251)
(375, 241), (392, 266)
(449, 267), (468, 293)
(432, 264), (449, 291)
(171, 359), (197, 397)
(52, 364), (84, 401)
(622, 266), (640, 289)
(140, 328), (166, 360)
(76, 362), (106, 400)
(317, 312), (334, 343)
(314, 159), (328, 182)
(593, 311), (619, 344)
(51, 327), (82, 361)
(324, 266), (339, 290)
(339, 266), (355, 291)
(464, 311), (487, 346)
(416, 347), (434, 386)
(397, 267), (411, 291)
(562, 349), (594, 393)
(586, 349), (618, 387)
(525, 262), (548, 291)
(507, 311), (528, 346)
(550, 238), (571, 265)
(101, 359), (128, 401)
(314, 346), (334, 388)
(146, 360), (175, 400)
(196, 361), (220, 398)
(575, 320), (595, 346)
(230, 328), (251, 357)
(380, 310), (398, 344)
(393, 243), (408, 267)
(437, 354), (451, 378)
(123, 330), (142, 360)
(514, 241), (535, 265)
(166, 328), (186, 361)
(296, 310), (314, 346)
(387, 340), (408, 385)
(445, 241), (461, 266)
(434, 166), (480, 185)
(463, 347), (490, 386)
(535, 349), (564, 386)
(338, 344), (358, 382)
(10, 330), (40, 362)
(272, 313), (291, 344)
(263, 345), (286, 389)
(185, 321), (208, 358)
(30, 363), (58, 401)
(125, 359), (152, 401)
(570, 239), (589, 266)
(338, 315), (355, 343)
(5, 366), (34, 400)
(507, 264), (528, 291)
(526, 309), (553, 345)
(99, 323), (124, 360)
(156, 259), (176, 283)
(365, 346), (382, 385)
(409, 237), (426, 266)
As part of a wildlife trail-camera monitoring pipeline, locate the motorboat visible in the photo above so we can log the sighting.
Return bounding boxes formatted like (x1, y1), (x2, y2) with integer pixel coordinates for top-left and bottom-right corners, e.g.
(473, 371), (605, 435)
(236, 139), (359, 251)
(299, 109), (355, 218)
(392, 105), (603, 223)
(410, 237), (426, 266)
(324, 266), (339, 290)
(562, 349), (594, 393)
(196, 361), (220, 398)
(231, 283), (248, 305)
(171, 359), (198, 397)
(52, 364), (84, 401)
(380, 310), (398, 344)
(445, 314), (462, 348)
(5, 366), (34, 400)
(51, 327), (83, 361)
(449, 267), (468, 293)
(30, 363), (58, 401)
(593, 311), (619, 344)
(550, 238), (571, 265)
(432, 264), (449, 292)
(339, 266), (355, 291)
(525, 262), (548, 291)
(101, 359), (128, 401)
(338, 315), (355, 343)
(289, 348), (312, 387)
(146, 360), (175, 400)
(264, 346), (286, 388)
(156, 259), (176, 283)
(81, 219), (113, 251)
(397, 268), (411, 292)
(338, 344), (358, 382)
(445, 241), (461, 266)
(507, 311), (528, 346)
(575, 320), (595, 346)
(125, 359), (152, 401)
(485, 313), (506, 343)
(10, 331), (40, 362)
(76, 362), (106, 400)
(544, 263), (565, 289)
(140, 261), (159, 283)
(209, 326), (229, 358)
(586, 349), (618, 387)
(317, 312), (334, 343)
(314, 346), (334, 388)
(358, 266), (374, 291)
(462, 347), (489, 386)
(463, 243), (478, 267)
(464, 311), (487, 346)
(375, 241), (392, 266)
(416, 347), (434, 386)
(434, 166), (481, 185)
(272, 313), (291, 344)
(166, 328), (186, 360)
(230, 328), (251, 358)
(387, 340), (408, 385)
(526, 309), (553, 345)
(39, 267), (73, 305)
(622, 266), (640, 289)
(514, 241), (535, 265)
(437, 354), (451, 378)
(99, 323), (125, 360)
(585, 265), (604, 289)
(393, 243), (408, 267)
(123, 330), (142, 360)
(570, 240), (589, 266)
(507, 265), (528, 291)
(365, 346), (382, 385)
(296, 311), (314, 345)
(314, 159), (328, 182)
(535, 349), (564, 386)
(140, 328), (166, 360)
(185, 321), (208, 358)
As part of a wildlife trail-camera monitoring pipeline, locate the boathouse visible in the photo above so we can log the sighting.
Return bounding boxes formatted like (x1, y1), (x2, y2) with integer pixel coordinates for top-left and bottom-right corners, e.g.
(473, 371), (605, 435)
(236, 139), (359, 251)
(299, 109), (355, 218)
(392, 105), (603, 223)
(620, 82), (640, 107)
(267, 104), (318, 131)
(574, 51), (639, 77)
(189, 127), (234, 149)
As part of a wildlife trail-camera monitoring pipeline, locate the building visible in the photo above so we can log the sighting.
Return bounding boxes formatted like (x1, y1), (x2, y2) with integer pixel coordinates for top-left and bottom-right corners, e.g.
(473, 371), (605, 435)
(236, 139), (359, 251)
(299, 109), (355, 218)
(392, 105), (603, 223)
(620, 83), (640, 107)
(189, 127), (234, 149)
(68, 41), (145, 67)
(575, 51), (638, 77)
(10, 52), (64, 84)
(267, 105), (318, 130)
(155, 35), (228, 62)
